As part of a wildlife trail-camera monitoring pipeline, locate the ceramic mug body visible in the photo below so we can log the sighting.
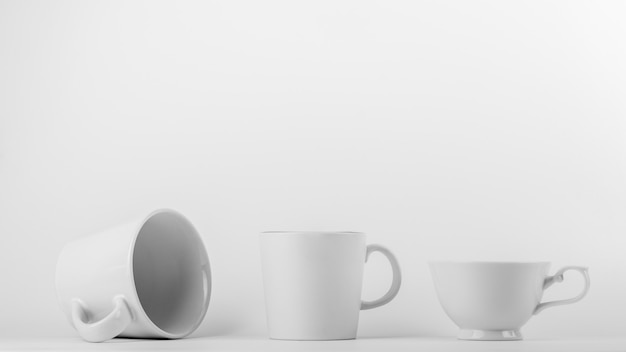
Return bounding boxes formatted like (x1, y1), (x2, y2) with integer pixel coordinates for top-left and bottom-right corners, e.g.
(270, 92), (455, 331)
(260, 232), (401, 340)
(430, 261), (590, 341)
(55, 209), (211, 342)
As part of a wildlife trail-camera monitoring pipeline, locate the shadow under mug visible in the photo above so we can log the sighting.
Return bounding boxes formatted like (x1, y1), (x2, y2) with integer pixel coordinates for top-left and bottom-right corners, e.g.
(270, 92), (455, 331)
(260, 231), (402, 340)
(55, 209), (211, 342)
(430, 261), (590, 341)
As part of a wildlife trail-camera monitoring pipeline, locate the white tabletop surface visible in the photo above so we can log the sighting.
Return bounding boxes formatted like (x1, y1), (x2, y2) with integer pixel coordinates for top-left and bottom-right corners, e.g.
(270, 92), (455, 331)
(1, 336), (625, 352)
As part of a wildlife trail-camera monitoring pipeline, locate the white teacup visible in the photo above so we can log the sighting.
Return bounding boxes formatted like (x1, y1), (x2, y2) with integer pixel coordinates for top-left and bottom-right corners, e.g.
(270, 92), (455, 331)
(55, 209), (211, 342)
(429, 261), (590, 341)
(260, 231), (402, 340)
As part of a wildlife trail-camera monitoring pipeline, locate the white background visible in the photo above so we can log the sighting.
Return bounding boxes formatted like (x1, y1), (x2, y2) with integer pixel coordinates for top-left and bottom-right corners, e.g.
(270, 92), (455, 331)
(1, 0), (625, 340)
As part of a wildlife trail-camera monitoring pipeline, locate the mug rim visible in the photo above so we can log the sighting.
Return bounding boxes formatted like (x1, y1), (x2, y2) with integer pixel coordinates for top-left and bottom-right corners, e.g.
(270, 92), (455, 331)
(128, 208), (210, 339)
(261, 231), (364, 236)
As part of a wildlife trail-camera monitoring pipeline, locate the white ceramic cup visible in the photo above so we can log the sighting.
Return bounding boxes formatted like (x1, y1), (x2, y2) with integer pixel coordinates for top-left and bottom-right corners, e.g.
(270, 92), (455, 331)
(260, 231), (401, 340)
(55, 209), (211, 342)
(429, 261), (590, 341)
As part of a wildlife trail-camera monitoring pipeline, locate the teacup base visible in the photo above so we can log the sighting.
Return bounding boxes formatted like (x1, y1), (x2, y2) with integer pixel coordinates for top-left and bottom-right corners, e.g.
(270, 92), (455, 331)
(457, 329), (523, 341)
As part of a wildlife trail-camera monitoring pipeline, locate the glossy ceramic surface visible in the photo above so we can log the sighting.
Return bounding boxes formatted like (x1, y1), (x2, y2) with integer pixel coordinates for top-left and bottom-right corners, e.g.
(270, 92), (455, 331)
(260, 232), (401, 340)
(55, 209), (211, 342)
(430, 261), (590, 341)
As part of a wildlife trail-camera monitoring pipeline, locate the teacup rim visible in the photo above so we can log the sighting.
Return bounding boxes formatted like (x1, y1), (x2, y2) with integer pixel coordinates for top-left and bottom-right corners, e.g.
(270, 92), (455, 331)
(429, 260), (551, 265)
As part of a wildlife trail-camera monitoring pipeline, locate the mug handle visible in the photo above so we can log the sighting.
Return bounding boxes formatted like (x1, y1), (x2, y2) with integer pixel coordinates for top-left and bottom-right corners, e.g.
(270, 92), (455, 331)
(71, 295), (133, 342)
(533, 266), (590, 315)
(361, 244), (402, 310)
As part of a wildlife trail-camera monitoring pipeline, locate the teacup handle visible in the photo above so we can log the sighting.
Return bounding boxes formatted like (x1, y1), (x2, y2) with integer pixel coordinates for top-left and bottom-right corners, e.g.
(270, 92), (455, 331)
(71, 295), (133, 342)
(361, 244), (402, 310)
(533, 266), (590, 315)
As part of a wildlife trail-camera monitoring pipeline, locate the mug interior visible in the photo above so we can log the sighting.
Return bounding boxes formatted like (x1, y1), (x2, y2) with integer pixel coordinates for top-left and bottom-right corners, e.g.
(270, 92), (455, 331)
(132, 211), (210, 336)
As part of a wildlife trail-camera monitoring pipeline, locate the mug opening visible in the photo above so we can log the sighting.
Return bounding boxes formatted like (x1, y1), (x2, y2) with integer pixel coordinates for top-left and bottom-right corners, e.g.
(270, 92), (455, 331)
(132, 210), (210, 337)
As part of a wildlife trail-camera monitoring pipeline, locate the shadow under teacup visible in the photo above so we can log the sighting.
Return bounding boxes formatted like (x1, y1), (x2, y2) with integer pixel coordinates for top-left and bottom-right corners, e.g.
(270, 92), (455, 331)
(429, 261), (590, 341)
(55, 209), (211, 342)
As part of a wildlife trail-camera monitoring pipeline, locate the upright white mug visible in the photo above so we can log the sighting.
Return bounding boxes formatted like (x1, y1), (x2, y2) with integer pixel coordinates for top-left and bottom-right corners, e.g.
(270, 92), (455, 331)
(430, 261), (590, 341)
(55, 209), (211, 342)
(260, 231), (401, 340)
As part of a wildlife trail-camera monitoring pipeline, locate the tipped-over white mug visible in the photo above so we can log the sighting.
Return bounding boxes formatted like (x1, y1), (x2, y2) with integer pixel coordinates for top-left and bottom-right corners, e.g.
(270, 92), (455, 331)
(55, 209), (211, 342)
(430, 261), (590, 341)
(260, 231), (401, 340)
